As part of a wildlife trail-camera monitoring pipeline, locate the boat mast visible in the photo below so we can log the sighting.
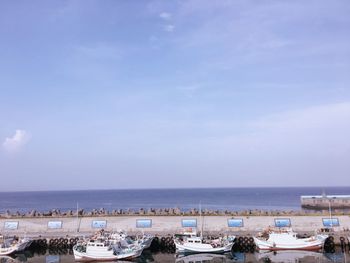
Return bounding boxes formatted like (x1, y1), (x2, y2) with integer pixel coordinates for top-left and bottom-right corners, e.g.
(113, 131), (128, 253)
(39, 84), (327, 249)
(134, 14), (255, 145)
(328, 197), (333, 228)
(76, 202), (79, 232)
(199, 201), (203, 240)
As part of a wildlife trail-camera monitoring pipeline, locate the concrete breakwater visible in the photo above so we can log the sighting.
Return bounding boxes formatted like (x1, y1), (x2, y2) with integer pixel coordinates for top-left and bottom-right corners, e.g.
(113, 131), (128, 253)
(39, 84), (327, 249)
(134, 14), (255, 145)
(1, 215), (349, 241)
(2, 207), (350, 218)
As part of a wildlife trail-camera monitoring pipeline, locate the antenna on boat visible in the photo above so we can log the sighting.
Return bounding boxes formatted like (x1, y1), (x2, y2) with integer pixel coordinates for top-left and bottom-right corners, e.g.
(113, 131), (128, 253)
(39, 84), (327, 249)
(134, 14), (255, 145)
(328, 196), (333, 228)
(76, 202), (79, 233)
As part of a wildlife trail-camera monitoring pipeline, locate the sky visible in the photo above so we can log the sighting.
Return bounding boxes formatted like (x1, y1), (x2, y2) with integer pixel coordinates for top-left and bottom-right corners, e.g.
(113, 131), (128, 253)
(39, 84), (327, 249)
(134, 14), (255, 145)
(0, 0), (350, 191)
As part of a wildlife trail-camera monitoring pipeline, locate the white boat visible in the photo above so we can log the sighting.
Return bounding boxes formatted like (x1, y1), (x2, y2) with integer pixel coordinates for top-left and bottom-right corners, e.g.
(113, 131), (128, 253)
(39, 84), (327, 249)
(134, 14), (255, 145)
(0, 244), (17, 257)
(256, 250), (326, 263)
(175, 203), (235, 254)
(175, 202), (235, 254)
(254, 228), (328, 251)
(175, 235), (235, 254)
(73, 237), (144, 261)
(0, 236), (32, 256)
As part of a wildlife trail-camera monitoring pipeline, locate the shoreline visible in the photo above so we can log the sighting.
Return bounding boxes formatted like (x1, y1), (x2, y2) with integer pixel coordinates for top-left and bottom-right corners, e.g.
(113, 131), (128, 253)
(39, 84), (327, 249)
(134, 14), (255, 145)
(1, 208), (350, 218)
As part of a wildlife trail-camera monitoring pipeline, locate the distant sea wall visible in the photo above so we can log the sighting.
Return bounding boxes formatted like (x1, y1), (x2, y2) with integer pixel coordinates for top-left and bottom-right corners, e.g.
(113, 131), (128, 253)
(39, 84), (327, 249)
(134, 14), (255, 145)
(1, 215), (349, 236)
(301, 195), (350, 209)
(2, 206), (350, 218)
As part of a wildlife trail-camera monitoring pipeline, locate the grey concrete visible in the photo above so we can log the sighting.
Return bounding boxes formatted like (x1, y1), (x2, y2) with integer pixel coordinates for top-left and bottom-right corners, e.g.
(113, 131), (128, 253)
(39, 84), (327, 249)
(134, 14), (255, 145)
(1, 215), (350, 238)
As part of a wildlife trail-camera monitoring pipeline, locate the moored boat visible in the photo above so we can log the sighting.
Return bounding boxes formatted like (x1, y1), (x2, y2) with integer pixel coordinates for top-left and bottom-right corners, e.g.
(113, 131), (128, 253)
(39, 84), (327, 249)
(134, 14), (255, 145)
(174, 232), (235, 254)
(254, 228), (328, 251)
(0, 235), (32, 256)
(73, 237), (144, 261)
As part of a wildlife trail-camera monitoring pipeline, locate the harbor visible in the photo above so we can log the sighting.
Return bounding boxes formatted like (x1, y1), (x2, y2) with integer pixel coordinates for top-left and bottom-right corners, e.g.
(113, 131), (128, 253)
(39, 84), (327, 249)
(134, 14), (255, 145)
(1, 192), (350, 262)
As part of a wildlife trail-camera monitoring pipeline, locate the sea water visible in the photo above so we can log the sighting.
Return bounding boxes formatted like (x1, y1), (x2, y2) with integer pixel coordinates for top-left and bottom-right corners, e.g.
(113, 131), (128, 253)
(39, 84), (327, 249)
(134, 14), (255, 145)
(6, 250), (350, 263)
(1, 187), (350, 213)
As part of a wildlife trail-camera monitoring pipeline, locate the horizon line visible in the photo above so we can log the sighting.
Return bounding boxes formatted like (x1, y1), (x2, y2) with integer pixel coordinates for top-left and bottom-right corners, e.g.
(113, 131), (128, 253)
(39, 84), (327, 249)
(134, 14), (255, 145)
(1, 185), (349, 193)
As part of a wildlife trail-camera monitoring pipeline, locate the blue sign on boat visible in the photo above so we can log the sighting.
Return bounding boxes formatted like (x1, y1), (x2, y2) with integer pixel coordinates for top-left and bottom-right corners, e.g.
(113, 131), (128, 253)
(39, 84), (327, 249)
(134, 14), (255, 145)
(136, 219), (152, 228)
(182, 219), (197, 228)
(322, 218), (340, 227)
(92, 220), (107, 228)
(228, 218), (244, 227)
(274, 218), (291, 228)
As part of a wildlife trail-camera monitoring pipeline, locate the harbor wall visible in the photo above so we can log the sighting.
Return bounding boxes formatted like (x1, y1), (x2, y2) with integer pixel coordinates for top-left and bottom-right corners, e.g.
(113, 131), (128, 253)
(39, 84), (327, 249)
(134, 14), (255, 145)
(301, 195), (350, 209)
(1, 215), (350, 237)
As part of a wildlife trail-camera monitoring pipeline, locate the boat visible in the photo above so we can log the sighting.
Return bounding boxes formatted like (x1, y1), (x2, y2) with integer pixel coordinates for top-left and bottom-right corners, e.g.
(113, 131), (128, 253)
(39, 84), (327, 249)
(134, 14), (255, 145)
(73, 237), (145, 261)
(174, 203), (235, 254)
(174, 234), (235, 254)
(254, 228), (328, 251)
(0, 235), (32, 256)
(174, 204), (236, 254)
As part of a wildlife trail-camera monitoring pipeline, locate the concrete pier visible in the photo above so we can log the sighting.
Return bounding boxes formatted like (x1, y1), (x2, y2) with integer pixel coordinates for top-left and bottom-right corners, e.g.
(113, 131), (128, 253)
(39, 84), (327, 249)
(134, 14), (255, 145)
(1, 215), (349, 240)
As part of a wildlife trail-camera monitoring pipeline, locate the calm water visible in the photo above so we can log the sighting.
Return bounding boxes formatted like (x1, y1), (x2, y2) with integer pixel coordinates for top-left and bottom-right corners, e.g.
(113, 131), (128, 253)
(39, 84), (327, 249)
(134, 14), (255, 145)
(1, 187), (350, 213)
(4, 250), (350, 263)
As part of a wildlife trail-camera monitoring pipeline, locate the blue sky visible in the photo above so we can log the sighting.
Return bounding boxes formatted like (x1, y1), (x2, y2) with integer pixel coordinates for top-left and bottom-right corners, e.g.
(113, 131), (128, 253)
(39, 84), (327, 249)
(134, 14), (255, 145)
(0, 1), (350, 191)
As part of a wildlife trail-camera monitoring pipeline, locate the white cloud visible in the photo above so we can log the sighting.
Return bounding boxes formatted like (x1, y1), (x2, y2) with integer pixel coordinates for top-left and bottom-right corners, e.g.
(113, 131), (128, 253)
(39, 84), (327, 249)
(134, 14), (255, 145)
(159, 12), (172, 20)
(3, 130), (30, 153)
(163, 24), (175, 32)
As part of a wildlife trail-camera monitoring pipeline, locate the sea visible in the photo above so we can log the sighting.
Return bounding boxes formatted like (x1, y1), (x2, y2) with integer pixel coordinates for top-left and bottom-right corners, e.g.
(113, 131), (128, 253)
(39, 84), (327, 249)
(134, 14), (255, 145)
(5, 250), (350, 263)
(1, 186), (350, 213)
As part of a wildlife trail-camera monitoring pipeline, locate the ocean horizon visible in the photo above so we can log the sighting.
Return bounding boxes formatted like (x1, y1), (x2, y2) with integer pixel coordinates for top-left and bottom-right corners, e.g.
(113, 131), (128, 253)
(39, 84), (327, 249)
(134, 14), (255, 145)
(1, 186), (349, 214)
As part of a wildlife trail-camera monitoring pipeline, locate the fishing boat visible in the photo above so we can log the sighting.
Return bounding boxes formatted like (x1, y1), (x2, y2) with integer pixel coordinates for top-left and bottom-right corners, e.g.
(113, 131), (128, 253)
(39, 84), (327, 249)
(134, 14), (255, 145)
(254, 228), (328, 251)
(73, 237), (144, 261)
(0, 243), (17, 257)
(0, 236), (32, 256)
(174, 234), (235, 254)
(174, 204), (235, 254)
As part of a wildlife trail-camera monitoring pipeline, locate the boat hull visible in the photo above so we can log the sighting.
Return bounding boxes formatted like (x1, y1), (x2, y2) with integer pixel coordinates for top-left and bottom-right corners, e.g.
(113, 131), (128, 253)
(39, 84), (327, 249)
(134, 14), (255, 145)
(175, 241), (234, 254)
(254, 236), (327, 251)
(0, 246), (18, 256)
(73, 245), (143, 262)
(73, 248), (140, 262)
